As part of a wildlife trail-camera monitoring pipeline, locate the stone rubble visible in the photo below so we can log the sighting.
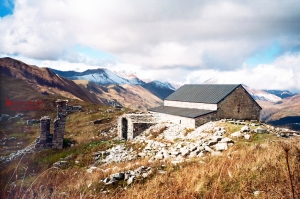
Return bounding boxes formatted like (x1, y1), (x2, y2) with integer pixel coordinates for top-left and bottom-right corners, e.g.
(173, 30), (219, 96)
(0, 142), (35, 164)
(94, 145), (137, 165)
(91, 119), (300, 166)
(101, 166), (152, 185)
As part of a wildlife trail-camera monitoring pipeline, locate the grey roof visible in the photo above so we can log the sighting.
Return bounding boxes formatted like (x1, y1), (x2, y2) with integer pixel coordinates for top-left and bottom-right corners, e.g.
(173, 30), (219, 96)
(149, 106), (216, 118)
(165, 84), (241, 103)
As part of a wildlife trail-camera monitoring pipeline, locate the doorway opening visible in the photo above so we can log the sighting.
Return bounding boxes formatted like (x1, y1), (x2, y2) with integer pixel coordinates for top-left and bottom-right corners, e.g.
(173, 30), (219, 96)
(121, 118), (128, 139)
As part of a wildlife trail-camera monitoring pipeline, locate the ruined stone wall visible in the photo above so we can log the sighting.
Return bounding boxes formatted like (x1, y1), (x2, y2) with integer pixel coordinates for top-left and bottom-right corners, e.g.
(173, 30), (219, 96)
(217, 86), (261, 120)
(118, 114), (157, 140)
(195, 112), (217, 128)
(67, 105), (82, 113)
(133, 123), (154, 138)
(39, 116), (51, 143)
(52, 100), (68, 149)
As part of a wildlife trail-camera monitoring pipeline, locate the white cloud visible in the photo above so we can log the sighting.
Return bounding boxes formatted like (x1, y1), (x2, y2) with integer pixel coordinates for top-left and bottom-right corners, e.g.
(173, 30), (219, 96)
(184, 53), (300, 92)
(1, 0), (300, 92)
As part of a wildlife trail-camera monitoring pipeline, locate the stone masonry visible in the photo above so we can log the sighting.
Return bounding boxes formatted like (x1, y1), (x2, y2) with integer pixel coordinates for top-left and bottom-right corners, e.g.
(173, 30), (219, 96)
(52, 100), (68, 149)
(39, 116), (51, 143)
(35, 99), (68, 149)
(118, 114), (157, 140)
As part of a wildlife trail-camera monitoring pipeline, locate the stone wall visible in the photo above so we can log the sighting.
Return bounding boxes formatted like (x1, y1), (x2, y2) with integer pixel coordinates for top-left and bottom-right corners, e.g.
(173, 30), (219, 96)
(52, 100), (68, 149)
(217, 85), (261, 120)
(118, 114), (157, 140)
(39, 116), (51, 143)
(195, 112), (217, 128)
(153, 112), (196, 129)
(164, 100), (217, 111)
(67, 105), (82, 113)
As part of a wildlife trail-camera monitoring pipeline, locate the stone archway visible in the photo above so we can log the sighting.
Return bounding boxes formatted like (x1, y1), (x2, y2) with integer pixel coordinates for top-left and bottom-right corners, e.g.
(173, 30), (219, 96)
(121, 118), (128, 139)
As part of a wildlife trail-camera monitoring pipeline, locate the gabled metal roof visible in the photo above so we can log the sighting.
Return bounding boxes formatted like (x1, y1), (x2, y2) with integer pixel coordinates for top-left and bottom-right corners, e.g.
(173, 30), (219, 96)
(165, 84), (241, 104)
(149, 106), (216, 118)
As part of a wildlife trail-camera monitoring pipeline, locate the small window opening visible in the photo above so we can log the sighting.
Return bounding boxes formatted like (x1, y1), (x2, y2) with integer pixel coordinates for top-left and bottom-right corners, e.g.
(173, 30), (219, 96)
(237, 104), (241, 113)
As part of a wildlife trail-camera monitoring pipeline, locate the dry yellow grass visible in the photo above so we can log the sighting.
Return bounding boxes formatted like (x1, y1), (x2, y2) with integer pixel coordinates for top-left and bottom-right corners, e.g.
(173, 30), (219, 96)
(3, 138), (300, 199)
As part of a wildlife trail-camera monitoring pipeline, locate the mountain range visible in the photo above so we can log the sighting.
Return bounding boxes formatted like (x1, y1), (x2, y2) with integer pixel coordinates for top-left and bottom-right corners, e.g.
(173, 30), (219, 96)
(1, 57), (299, 129)
(0, 57), (162, 111)
(50, 68), (175, 100)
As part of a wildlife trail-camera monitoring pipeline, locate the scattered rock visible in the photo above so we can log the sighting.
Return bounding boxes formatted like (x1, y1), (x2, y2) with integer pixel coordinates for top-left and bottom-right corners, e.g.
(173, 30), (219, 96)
(256, 127), (267, 134)
(244, 134), (251, 140)
(53, 161), (68, 169)
(215, 143), (228, 151)
(241, 125), (250, 132)
(230, 131), (242, 138)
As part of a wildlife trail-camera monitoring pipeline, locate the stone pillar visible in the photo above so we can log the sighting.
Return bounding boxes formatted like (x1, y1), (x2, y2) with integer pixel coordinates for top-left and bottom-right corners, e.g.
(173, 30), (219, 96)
(39, 116), (51, 143)
(52, 99), (68, 149)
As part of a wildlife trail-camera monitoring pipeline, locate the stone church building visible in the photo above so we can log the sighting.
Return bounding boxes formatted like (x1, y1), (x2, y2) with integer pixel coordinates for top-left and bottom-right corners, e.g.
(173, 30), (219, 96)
(118, 84), (261, 139)
(148, 84), (261, 129)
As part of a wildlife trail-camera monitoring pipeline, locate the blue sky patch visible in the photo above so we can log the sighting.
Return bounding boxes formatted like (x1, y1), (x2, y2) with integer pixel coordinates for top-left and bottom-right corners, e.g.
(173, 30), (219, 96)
(73, 44), (115, 60)
(0, 0), (14, 17)
(246, 42), (281, 67)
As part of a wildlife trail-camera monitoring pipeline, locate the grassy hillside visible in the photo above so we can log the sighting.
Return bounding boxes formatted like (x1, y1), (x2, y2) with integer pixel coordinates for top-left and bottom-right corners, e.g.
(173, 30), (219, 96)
(1, 114), (299, 198)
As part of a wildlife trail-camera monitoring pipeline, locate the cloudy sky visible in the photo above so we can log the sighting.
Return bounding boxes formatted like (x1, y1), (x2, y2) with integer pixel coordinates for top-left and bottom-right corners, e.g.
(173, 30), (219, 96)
(1, 0), (300, 92)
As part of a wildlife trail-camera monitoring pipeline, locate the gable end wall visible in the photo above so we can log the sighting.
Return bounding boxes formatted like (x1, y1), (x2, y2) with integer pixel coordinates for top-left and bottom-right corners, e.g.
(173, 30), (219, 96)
(216, 86), (261, 120)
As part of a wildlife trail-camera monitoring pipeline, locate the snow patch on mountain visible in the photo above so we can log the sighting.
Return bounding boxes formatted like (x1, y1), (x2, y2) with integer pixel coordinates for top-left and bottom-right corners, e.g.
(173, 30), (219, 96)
(114, 70), (145, 85)
(244, 86), (282, 103)
(151, 80), (176, 90)
(52, 68), (146, 85)
(263, 90), (297, 99)
(71, 69), (129, 85)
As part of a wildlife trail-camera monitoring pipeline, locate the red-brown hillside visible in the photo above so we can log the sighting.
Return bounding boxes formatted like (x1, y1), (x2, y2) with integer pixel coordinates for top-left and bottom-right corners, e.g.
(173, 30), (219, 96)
(0, 57), (103, 104)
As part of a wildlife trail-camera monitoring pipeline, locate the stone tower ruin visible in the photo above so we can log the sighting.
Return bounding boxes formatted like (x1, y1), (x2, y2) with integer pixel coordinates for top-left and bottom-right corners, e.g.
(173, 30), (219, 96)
(52, 100), (68, 149)
(35, 99), (68, 149)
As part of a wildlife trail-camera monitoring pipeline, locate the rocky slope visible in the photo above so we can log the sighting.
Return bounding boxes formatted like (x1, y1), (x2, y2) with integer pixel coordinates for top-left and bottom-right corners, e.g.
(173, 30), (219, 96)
(0, 57), (163, 110)
(0, 57), (103, 104)
(258, 94), (300, 130)
(74, 80), (162, 111)
(51, 68), (175, 100)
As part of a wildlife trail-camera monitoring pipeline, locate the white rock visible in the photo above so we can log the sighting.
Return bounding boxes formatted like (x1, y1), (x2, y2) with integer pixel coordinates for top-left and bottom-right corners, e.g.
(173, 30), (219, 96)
(154, 154), (164, 160)
(215, 143), (228, 151)
(214, 130), (226, 136)
(197, 152), (205, 157)
(138, 152), (146, 157)
(211, 151), (222, 156)
(188, 151), (198, 158)
(171, 160), (184, 164)
(163, 152), (170, 159)
(214, 127), (221, 132)
(180, 149), (190, 156)
(204, 146), (213, 152)
(220, 137), (233, 143)
(253, 191), (260, 196)
(127, 176), (135, 185)
(210, 136), (223, 142)
(244, 134), (251, 140)
(256, 127), (267, 134)
(230, 131), (242, 138)
(241, 125), (250, 132)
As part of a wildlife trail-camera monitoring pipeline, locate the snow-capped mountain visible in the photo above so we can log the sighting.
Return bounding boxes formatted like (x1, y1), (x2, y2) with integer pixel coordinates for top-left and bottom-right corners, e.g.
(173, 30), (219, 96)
(263, 90), (297, 99)
(203, 78), (282, 103)
(142, 80), (175, 100)
(114, 70), (145, 85)
(51, 68), (144, 85)
(243, 85), (282, 103)
(150, 80), (176, 90)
